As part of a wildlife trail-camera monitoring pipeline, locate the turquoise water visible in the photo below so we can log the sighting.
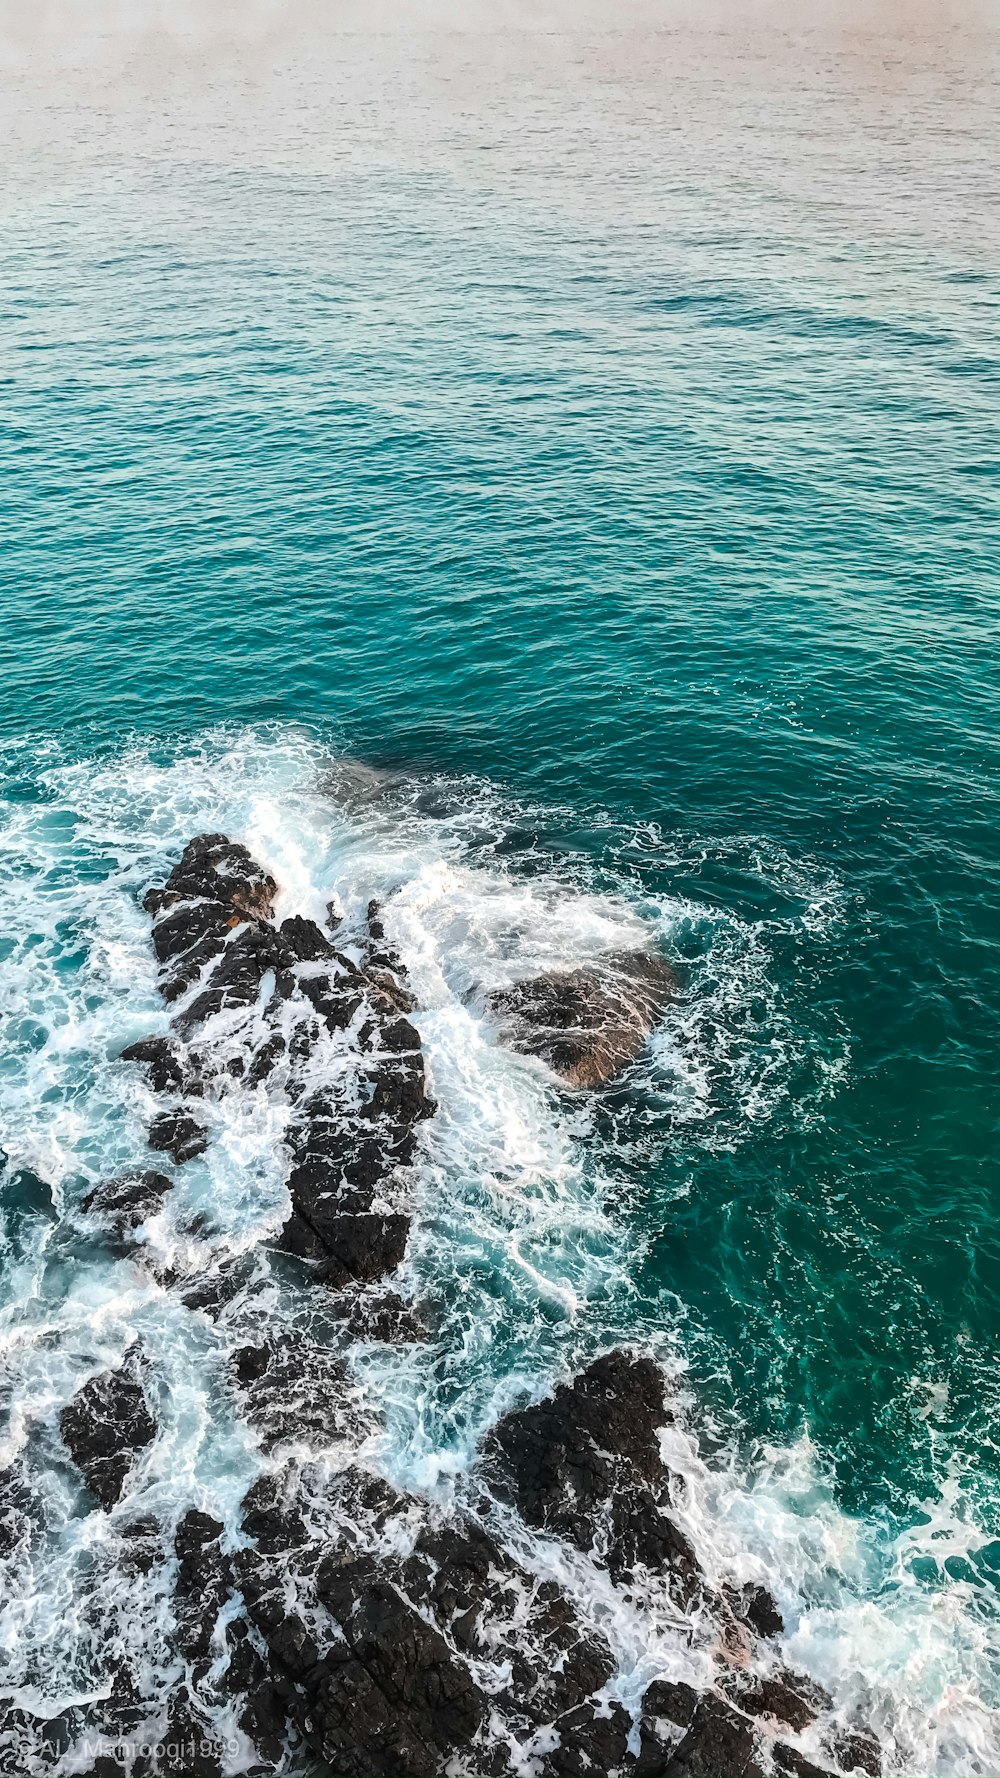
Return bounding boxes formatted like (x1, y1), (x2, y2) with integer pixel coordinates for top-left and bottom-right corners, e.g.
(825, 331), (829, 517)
(1, 15), (999, 1771)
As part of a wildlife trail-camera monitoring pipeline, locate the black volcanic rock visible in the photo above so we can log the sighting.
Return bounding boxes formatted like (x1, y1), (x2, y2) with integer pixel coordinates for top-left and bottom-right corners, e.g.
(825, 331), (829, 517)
(279, 915), (338, 962)
(148, 1111), (207, 1164)
(488, 948), (674, 1088)
(234, 1465), (643, 1778)
(827, 1730), (882, 1776)
(486, 1349), (702, 1599)
(663, 1694), (763, 1777)
(173, 1510), (232, 1665)
(721, 1668), (830, 1734)
(120, 1035), (200, 1096)
(774, 1747), (839, 1778)
(230, 1333), (360, 1451)
(60, 1351), (156, 1509)
(144, 833), (276, 925)
(81, 1169), (173, 1240)
(142, 833), (277, 1006)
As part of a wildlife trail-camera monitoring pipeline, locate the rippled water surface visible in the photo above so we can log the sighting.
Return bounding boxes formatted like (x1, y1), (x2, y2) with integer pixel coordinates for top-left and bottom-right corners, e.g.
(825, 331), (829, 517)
(1, 11), (999, 1773)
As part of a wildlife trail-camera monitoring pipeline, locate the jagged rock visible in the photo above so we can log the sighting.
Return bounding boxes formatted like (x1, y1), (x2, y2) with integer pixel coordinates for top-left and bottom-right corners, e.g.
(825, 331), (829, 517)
(634, 1680), (701, 1775)
(663, 1694), (763, 1777)
(774, 1747), (838, 1778)
(230, 1333), (359, 1450)
(721, 1669), (830, 1734)
(311, 1211), (412, 1287)
(312, 1553), (489, 1775)
(60, 1351), (156, 1509)
(827, 1731), (882, 1776)
(174, 922), (290, 1033)
(118, 1514), (163, 1577)
(142, 833), (277, 1006)
(173, 1509), (232, 1664)
(234, 1465), (654, 1778)
(120, 1035), (200, 1096)
(148, 1111), (207, 1164)
(81, 1169), (173, 1239)
(144, 834), (276, 924)
(157, 1686), (226, 1778)
(736, 1582), (785, 1640)
(0, 1464), (35, 1559)
(279, 915), (338, 962)
(486, 1349), (702, 1600)
(488, 948), (674, 1088)
(332, 1289), (429, 1344)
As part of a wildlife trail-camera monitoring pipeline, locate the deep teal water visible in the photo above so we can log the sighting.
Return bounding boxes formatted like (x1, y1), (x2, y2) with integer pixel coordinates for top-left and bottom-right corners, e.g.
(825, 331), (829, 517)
(1, 18), (999, 1768)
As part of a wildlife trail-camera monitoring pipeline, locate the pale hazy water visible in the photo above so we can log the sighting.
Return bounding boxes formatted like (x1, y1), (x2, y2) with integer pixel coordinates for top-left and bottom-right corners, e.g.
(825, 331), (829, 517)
(0, 13), (999, 1774)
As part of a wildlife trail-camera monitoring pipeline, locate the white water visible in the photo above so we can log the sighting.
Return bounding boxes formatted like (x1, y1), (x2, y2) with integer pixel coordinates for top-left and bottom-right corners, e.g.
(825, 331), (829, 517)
(0, 725), (997, 1775)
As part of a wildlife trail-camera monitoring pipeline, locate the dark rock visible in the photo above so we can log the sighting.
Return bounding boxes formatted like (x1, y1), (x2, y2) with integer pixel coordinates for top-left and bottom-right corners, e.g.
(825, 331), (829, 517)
(545, 1698), (632, 1775)
(174, 1509), (232, 1662)
(230, 1334), (358, 1450)
(142, 835), (277, 1006)
(148, 1111), (207, 1164)
(486, 1349), (701, 1600)
(634, 1680), (701, 1776)
(664, 1694), (763, 1777)
(118, 1515), (163, 1577)
(312, 1211), (412, 1287)
(731, 1581), (784, 1641)
(120, 1035), (200, 1097)
(488, 948), (674, 1088)
(81, 1169), (173, 1238)
(827, 1730), (882, 1776)
(279, 915), (337, 962)
(144, 834), (276, 924)
(721, 1670), (830, 1735)
(157, 1687), (225, 1778)
(174, 923), (289, 1033)
(60, 1351), (156, 1509)
(0, 1464), (35, 1559)
(312, 1554), (489, 1776)
(773, 1747), (838, 1778)
(333, 1290), (429, 1344)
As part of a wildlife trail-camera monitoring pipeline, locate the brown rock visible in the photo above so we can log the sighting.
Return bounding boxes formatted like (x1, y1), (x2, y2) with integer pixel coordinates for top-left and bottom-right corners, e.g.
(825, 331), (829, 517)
(488, 948), (673, 1087)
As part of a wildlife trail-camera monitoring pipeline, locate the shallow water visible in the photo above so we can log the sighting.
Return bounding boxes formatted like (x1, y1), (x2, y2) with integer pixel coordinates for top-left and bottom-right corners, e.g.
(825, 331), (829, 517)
(1, 12), (999, 1773)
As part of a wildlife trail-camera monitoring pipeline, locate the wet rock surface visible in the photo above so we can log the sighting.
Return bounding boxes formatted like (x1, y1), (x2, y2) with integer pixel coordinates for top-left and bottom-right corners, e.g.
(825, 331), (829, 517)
(59, 1350), (156, 1510)
(486, 1347), (702, 1599)
(488, 947), (674, 1087)
(80, 1169), (173, 1241)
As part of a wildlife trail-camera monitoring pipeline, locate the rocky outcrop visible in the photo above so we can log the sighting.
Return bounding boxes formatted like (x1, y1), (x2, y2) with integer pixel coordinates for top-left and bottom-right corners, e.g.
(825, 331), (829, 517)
(486, 1347), (702, 1602)
(488, 948), (674, 1087)
(23, 832), (879, 1778)
(59, 1350), (156, 1509)
(147, 1111), (207, 1164)
(80, 1169), (173, 1242)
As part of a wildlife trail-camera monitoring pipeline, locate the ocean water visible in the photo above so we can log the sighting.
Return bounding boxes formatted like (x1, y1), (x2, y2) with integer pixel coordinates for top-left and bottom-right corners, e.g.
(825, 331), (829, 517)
(0, 10), (999, 1774)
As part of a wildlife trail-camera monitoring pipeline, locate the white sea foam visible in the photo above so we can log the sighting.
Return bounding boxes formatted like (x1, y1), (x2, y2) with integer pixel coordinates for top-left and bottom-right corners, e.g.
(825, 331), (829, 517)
(0, 726), (996, 1774)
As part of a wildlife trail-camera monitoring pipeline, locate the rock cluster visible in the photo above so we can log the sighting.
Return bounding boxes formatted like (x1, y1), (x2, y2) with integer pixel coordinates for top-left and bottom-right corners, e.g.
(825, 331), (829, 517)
(0, 834), (882, 1778)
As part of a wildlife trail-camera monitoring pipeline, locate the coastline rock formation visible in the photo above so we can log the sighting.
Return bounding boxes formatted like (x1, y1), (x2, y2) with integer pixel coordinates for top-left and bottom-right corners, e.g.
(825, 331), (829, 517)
(488, 948), (674, 1087)
(0, 833), (881, 1778)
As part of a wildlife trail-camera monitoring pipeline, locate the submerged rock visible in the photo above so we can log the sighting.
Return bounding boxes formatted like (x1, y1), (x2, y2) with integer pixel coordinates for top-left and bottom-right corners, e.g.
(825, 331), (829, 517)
(59, 1350), (156, 1509)
(488, 948), (674, 1087)
(486, 1348), (701, 1600)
